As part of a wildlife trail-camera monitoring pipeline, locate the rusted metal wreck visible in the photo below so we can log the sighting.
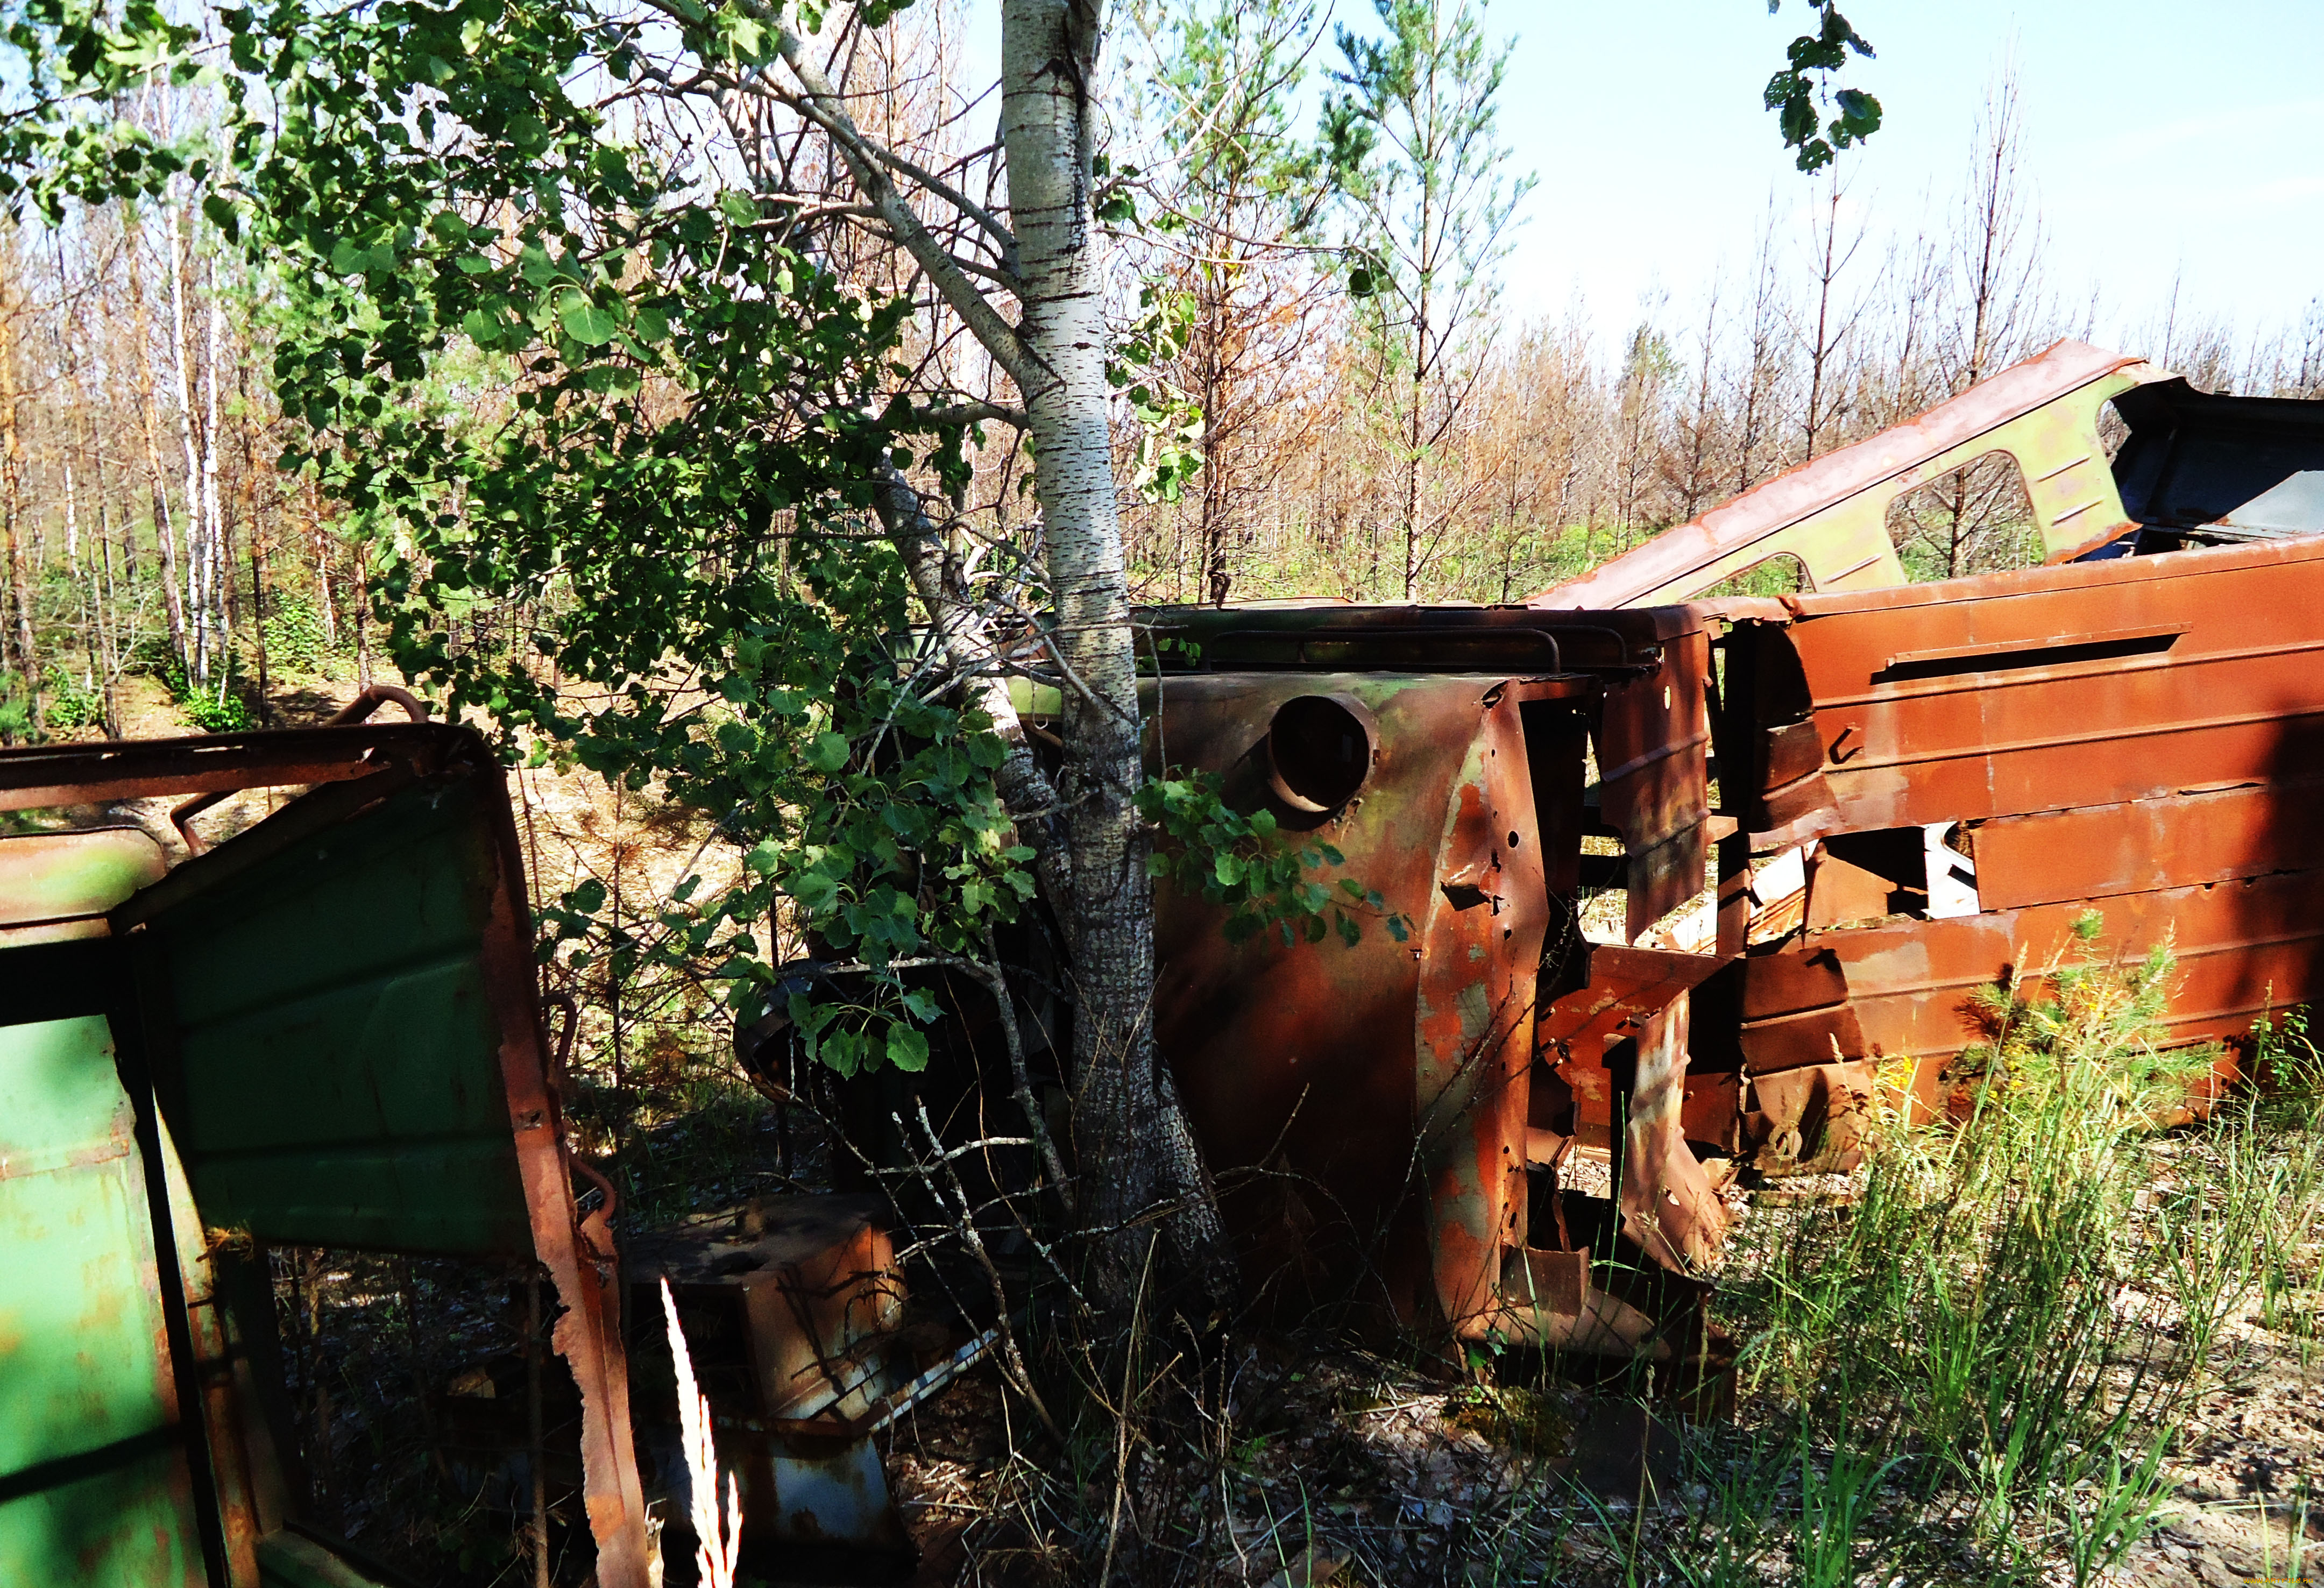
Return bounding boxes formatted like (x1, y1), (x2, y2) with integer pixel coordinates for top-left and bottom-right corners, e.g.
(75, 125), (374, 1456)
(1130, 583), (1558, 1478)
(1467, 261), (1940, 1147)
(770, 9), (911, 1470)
(1136, 338), (2324, 1363)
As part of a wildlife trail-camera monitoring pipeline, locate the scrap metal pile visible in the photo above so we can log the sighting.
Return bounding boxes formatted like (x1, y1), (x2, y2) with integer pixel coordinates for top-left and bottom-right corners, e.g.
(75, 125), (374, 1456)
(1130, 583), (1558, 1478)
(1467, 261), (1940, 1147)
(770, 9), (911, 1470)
(6, 339), (2323, 1583)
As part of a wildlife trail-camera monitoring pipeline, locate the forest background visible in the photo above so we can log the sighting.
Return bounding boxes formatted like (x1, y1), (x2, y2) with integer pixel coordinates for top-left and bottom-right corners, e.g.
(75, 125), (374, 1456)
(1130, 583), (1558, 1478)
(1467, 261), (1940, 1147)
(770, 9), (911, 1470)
(3, 0), (2321, 1190)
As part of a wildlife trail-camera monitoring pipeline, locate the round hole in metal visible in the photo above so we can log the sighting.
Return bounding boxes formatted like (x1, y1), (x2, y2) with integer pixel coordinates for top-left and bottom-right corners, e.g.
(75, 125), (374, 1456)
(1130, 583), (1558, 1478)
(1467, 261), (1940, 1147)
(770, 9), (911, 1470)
(1265, 693), (1377, 813)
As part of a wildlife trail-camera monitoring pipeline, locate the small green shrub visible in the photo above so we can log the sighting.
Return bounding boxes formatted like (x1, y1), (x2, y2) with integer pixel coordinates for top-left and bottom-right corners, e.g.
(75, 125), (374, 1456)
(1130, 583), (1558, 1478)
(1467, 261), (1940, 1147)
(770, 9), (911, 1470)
(260, 593), (334, 672)
(160, 658), (258, 732)
(42, 669), (105, 731)
(0, 671), (30, 741)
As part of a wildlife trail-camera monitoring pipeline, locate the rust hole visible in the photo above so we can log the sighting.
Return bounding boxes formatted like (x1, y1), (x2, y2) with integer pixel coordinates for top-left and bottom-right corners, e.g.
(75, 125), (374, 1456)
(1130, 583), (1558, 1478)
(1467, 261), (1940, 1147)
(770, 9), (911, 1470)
(1266, 693), (1377, 813)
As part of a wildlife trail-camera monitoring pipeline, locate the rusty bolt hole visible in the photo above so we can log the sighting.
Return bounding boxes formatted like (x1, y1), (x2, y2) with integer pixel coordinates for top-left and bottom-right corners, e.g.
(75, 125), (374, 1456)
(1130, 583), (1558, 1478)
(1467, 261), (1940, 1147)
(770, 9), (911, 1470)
(1266, 693), (1377, 813)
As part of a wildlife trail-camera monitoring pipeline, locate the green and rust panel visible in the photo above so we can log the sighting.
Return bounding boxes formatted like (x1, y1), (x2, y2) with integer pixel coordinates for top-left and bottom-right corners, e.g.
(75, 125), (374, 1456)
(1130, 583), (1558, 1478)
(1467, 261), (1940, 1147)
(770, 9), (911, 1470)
(0, 829), (202, 1586)
(122, 776), (533, 1256)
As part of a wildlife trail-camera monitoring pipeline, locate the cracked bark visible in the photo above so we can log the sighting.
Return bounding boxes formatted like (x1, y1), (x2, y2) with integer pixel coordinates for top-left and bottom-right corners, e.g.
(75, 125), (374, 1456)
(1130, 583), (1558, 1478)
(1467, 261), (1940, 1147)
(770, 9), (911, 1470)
(1000, 0), (1233, 1314)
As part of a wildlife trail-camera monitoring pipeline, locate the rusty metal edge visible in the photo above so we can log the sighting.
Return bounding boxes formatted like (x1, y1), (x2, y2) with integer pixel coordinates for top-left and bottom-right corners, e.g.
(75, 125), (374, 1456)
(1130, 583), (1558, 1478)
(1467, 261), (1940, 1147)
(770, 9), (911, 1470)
(1527, 340), (2153, 609)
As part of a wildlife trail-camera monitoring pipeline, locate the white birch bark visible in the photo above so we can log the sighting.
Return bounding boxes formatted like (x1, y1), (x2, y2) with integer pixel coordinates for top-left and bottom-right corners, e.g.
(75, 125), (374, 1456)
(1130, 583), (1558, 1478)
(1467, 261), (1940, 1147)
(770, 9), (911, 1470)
(756, 0), (1236, 1309)
(165, 201), (206, 681)
(1000, 0), (1231, 1306)
(202, 256), (225, 672)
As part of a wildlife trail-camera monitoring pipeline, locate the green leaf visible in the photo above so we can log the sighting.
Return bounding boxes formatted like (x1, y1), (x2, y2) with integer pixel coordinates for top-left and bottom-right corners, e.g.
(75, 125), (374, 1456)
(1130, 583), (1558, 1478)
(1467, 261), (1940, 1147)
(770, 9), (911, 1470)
(886, 1025), (930, 1072)
(559, 292), (620, 346)
(805, 731), (851, 773)
(789, 871), (839, 912)
(718, 189), (759, 226)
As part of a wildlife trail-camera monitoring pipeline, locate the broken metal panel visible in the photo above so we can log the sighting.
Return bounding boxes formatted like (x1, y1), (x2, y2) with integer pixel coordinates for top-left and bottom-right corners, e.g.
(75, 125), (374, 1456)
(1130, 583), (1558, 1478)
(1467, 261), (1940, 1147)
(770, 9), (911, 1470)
(2112, 376), (2324, 543)
(0, 727), (654, 1588)
(1413, 682), (1554, 1340)
(1529, 340), (2156, 609)
(1616, 998), (1731, 1274)
(1535, 944), (1725, 1153)
(1594, 627), (1713, 940)
(1732, 531), (2324, 843)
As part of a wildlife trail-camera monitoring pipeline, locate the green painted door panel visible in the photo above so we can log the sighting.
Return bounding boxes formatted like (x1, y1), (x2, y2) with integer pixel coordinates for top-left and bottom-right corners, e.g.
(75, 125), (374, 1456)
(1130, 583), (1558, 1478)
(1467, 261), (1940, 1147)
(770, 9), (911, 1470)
(144, 777), (534, 1256)
(0, 1015), (201, 1587)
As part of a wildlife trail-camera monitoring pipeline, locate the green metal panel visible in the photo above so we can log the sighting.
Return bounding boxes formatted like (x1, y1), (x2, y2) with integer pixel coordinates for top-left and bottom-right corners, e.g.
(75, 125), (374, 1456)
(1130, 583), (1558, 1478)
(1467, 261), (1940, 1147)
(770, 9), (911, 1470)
(145, 777), (534, 1255)
(0, 1013), (202, 1586)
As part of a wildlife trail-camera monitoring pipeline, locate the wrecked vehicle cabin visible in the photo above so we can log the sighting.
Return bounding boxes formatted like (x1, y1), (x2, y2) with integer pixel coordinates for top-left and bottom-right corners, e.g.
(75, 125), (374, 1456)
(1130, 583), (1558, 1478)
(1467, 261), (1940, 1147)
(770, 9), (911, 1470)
(1123, 338), (2324, 1358)
(7, 337), (2324, 1583)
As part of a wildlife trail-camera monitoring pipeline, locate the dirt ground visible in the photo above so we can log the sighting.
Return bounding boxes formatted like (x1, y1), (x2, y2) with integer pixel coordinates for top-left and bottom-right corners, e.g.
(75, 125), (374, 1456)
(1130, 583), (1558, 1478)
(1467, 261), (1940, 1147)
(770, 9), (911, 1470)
(877, 1192), (2323, 1587)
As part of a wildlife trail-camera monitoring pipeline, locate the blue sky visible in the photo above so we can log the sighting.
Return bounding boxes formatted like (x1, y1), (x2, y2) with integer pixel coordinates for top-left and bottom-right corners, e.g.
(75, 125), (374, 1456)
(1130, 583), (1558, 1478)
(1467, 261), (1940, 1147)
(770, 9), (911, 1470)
(948, 1), (2324, 360)
(1485, 0), (2324, 355)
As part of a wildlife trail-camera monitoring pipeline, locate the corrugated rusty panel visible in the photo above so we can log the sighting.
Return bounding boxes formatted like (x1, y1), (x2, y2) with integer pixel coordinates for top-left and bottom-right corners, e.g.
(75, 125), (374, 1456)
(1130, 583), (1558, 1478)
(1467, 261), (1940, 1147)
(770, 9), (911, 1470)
(1739, 866), (2324, 1072)
(1738, 531), (2324, 841)
(1531, 341), (2156, 608)
(1971, 780), (2324, 910)
(1596, 628), (1713, 939)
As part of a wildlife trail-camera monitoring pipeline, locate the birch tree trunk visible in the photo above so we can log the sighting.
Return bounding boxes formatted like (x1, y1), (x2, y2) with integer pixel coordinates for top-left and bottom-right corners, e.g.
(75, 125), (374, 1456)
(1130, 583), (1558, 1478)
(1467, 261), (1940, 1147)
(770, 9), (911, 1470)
(1000, 0), (1232, 1313)
(0, 270), (36, 738)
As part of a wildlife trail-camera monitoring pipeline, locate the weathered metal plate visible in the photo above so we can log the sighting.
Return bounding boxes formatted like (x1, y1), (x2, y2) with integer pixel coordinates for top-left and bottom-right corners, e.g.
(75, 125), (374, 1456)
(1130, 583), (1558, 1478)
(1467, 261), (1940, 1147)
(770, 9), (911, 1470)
(1734, 531), (2324, 841)
(1152, 671), (1554, 1329)
(0, 831), (202, 1587)
(121, 775), (530, 1254)
(1971, 780), (2324, 910)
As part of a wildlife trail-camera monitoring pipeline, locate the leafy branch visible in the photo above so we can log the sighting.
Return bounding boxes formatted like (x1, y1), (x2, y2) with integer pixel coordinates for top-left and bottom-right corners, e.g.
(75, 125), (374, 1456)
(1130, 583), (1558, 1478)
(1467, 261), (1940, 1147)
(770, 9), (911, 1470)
(1138, 771), (1411, 948)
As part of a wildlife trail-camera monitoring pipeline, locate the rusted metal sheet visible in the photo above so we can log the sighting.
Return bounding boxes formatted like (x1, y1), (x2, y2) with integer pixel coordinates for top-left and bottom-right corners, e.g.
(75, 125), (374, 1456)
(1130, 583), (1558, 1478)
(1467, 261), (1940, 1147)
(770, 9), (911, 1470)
(627, 1196), (929, 1565)
(1740, 867), (2324, 1074)
(1149, 670), (1568, 1340)
(1731, 531), (2324, 843)
(1535, 944), (1725, 1151)
(1596, 628), (1713, 939)
(1531, 341), (2157, 608)
(1142, 601), (1733, 1355)
(1970, 780), (2324, 910)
